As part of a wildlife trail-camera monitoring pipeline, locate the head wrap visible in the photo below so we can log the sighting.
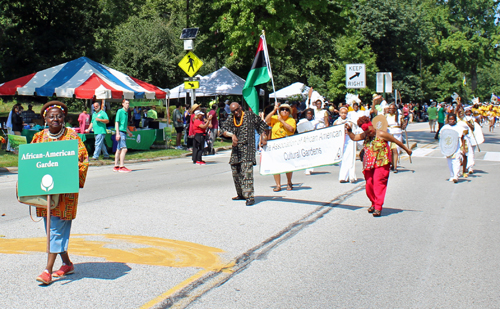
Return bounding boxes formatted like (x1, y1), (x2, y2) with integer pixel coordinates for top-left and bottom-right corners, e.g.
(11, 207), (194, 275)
(40, 101), (68, 118)
(361, 122), (372, 132)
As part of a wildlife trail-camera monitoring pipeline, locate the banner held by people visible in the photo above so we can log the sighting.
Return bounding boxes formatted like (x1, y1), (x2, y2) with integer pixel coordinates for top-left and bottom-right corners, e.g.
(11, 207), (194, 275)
(260, 125), (345, 175)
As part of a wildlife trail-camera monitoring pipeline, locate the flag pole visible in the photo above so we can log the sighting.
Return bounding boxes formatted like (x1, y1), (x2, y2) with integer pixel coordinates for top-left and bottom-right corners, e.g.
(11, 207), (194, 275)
(261, 30), (277, 106)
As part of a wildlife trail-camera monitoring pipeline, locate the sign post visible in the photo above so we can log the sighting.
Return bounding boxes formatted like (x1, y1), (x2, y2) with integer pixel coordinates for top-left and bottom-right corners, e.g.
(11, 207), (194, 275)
(18, 140), (80, 253)
(178, 51), (204, 108)
(376, 72), (392, 98)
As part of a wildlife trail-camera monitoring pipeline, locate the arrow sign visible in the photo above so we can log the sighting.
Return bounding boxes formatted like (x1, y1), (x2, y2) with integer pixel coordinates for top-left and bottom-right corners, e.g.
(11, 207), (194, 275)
(345, 64), (366, 89)
(349, 72), (360, 80)
(184, 80), (199, 89)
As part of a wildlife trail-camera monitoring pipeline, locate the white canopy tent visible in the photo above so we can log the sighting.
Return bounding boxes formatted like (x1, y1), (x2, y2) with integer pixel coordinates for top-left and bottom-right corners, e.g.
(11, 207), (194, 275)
(169, 67), (247, 99)
(269, 82), (325, 108)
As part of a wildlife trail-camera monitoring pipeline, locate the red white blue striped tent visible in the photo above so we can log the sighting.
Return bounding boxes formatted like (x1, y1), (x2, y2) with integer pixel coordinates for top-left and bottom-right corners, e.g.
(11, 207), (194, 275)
(0, 57), (167, 100)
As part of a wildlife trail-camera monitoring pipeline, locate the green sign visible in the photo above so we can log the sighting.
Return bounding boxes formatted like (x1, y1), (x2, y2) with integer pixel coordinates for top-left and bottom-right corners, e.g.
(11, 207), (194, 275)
(8, 134), (27, 151)
(17, 140), (79, 197)
(124, 130), (157, 150)
(129, 100), (163, 107)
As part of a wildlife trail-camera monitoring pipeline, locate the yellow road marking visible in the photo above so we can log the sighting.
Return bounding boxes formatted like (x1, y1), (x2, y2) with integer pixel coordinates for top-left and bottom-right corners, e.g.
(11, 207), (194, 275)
(0, 234), (227, 269)
(139, 269), (210, 309)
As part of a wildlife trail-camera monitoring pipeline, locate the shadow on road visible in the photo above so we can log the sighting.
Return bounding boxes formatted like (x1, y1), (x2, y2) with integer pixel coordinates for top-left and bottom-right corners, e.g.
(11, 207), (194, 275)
(254, 195), (364, 211)
(52, 262), (131, 286)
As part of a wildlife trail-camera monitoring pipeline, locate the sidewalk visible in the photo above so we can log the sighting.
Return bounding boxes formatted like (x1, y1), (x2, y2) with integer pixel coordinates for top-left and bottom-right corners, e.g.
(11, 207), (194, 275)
(0, 145), (233, 174)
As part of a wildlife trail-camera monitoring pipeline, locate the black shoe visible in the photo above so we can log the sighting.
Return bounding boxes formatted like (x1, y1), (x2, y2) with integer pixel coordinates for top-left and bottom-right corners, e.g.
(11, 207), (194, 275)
(246, 198), (255, 206)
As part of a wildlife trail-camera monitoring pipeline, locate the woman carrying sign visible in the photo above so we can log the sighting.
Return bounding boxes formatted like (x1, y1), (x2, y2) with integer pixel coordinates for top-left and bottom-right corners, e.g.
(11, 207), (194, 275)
(32, 101), (89, 285)
(346, 116), (412, 217)
(265, 102), (296, 191)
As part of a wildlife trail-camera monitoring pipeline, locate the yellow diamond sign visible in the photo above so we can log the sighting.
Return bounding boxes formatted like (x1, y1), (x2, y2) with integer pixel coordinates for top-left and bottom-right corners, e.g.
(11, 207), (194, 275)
(184, 80), (200, 89)
(178, 51), (204, 77)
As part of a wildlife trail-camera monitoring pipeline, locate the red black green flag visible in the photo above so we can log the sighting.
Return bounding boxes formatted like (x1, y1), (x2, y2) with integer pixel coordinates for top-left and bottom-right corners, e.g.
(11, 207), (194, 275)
(242, 35), (272, 114)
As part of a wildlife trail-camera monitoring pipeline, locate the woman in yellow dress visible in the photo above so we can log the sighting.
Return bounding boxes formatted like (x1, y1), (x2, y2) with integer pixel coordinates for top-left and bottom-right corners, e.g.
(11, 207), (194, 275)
(265, 102), (296, 191)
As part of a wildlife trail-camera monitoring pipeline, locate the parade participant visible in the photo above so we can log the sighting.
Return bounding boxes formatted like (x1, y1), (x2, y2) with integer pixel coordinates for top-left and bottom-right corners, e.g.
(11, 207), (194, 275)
(346, 116), (412, 217)
(114, 100), (133, 172)
(440, 113), (467, 183)
(33, 101), (89, 285)
(85, 101), (110, 160)
(192, 110), (212, 165)
(297, 108), (318, 175)
(386, 103), (406, 173)
(313, 99), (329, 129)
(219, 102), (269, 206)
(265, 102), (297, 191)
(487, 105), (496, 132)
(371, 94), (387, 117)
(334, 107), (357, 183)
(463, 107), (478, 174)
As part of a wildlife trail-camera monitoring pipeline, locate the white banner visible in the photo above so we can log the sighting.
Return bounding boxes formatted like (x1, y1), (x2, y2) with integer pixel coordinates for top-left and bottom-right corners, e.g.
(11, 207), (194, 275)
(260, 125), (345, 175)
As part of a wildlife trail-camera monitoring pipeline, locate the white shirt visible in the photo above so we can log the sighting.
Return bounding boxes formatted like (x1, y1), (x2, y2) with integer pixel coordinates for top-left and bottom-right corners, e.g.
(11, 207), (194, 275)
(6, 111), (13, 129)
(314, 108), (327, 128)
(386, 111), (403, 134)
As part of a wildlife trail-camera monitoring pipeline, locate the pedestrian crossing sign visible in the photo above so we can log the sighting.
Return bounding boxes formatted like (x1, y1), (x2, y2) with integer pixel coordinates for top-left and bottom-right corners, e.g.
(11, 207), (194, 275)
(184, 80), (200, 89)
(178, 51), (203, 77)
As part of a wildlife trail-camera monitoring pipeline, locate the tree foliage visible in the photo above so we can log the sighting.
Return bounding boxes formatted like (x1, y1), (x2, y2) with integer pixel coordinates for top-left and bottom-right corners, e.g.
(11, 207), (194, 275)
(0, 0), (498, 104)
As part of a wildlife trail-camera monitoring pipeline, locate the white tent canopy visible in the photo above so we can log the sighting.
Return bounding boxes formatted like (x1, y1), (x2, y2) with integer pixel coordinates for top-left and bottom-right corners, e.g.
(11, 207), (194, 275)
(169, 67), (247, 99)
(269, 82), (324, 108)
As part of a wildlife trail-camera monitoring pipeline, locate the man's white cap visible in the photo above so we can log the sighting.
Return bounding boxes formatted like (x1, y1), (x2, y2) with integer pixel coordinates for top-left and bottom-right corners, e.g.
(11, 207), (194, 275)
(195, 110), (204, 115)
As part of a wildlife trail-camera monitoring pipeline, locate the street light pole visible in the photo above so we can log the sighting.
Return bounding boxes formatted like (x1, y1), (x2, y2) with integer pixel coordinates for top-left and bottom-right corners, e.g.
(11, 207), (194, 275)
(186, 0), (189, 28)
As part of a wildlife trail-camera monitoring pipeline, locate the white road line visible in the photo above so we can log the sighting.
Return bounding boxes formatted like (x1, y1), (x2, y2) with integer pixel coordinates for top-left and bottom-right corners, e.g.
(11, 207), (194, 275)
(483, 152), (500, 161)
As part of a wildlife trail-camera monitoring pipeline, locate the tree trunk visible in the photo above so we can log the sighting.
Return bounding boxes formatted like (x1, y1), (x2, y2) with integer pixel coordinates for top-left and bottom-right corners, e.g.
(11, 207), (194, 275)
(470, 63), (477, 93)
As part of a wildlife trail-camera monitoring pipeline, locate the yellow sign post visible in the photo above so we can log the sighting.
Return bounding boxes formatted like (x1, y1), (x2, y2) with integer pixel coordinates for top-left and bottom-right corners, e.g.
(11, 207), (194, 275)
(184, 80), (200, 89)
(178, 51), (204, 77)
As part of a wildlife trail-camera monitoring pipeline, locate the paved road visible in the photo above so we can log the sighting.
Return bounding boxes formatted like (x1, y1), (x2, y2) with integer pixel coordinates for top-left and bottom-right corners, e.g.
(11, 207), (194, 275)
(1, 122), (500, 308)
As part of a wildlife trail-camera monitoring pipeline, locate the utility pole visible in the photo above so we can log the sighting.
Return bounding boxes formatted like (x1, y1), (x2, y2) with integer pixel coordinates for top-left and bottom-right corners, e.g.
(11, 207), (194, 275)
(186, 0), (189, 28)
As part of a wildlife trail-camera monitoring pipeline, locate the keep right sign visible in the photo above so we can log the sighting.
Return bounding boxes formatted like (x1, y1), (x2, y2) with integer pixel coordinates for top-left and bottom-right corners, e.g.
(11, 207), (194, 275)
(345, 64), (366, 89)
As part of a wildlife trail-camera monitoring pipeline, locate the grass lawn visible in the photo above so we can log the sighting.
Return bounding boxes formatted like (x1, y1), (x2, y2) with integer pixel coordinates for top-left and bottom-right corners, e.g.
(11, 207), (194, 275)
(0, 149), (18, 168)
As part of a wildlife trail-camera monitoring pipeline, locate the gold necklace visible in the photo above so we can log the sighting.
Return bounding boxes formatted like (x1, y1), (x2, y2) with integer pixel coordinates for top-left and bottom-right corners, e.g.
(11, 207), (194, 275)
(234, 112), (244, 127)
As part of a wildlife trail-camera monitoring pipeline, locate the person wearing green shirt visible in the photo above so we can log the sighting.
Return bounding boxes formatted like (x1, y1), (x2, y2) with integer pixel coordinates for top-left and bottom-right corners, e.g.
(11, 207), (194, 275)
(86, 101), (110, 160)
(427, 103), (438, 133)
(147, 106), (158, 119)
(434, 103), (447, 139)
(114, 100), (133, 172)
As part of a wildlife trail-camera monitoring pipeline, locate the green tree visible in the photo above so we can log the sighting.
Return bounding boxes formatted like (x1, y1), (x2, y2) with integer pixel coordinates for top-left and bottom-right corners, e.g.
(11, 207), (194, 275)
(327, 31), (378, 101)
(0, 0), (107, 81)
(109, 15), (184, 88)
(431, 0), (500, 94)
